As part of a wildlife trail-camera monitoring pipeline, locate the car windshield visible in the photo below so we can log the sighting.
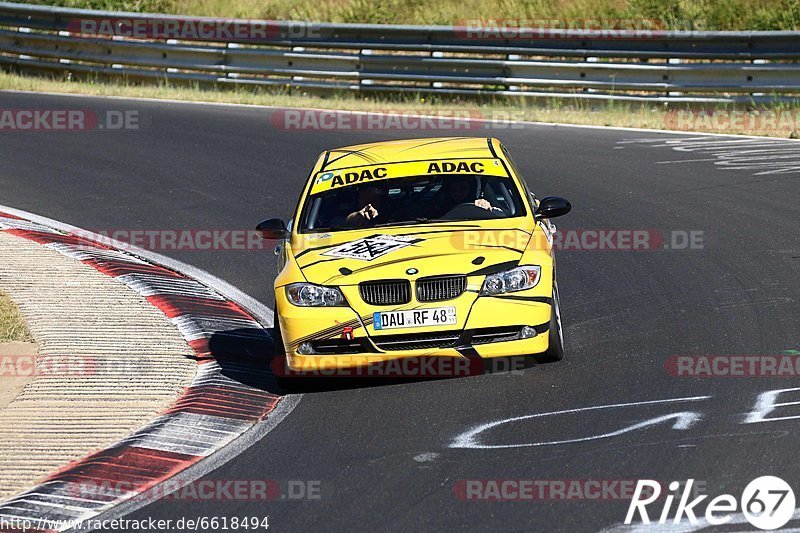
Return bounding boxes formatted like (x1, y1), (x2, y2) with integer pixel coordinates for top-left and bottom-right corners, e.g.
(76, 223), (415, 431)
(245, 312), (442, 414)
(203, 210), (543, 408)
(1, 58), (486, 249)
(300, 174), (527, 232)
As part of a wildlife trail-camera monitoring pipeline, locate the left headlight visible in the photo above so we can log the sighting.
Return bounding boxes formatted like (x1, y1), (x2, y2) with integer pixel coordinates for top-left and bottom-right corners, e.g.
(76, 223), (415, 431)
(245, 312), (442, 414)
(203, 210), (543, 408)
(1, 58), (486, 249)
(480, 266), (541, 295)
(286, 283), (347, 307)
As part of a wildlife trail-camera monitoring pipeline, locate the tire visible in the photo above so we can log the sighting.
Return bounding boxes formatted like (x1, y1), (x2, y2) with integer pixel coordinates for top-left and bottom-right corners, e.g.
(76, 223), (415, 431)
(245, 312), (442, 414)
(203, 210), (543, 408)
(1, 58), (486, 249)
(271, 308), (308, 392)
(537, 282), (564, 363)
(271, 306), (285, 357)
(271, 307), (290, 381)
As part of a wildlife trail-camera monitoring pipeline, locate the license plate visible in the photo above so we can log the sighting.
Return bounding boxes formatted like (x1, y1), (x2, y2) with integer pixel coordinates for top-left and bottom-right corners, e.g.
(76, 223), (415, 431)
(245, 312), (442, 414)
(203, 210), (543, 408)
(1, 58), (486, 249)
(373, 307), (457, 330)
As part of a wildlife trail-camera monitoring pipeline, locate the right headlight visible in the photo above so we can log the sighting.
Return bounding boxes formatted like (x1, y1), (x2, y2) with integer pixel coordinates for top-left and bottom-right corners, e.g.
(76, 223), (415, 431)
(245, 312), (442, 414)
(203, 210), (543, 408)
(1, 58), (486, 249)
(286, 283), (346, 307)
(480, 266), (541, 295)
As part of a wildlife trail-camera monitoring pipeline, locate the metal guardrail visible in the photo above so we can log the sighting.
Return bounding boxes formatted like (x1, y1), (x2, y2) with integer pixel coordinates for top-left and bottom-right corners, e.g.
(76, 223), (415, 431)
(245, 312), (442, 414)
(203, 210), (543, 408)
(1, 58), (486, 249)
(1, 2), (799, 103)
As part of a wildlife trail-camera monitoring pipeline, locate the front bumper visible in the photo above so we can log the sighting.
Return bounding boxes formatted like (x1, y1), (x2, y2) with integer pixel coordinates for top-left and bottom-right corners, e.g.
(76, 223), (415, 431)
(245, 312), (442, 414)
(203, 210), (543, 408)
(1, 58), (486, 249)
(275, 288), (553, 372)
(282, 329), (550, 375)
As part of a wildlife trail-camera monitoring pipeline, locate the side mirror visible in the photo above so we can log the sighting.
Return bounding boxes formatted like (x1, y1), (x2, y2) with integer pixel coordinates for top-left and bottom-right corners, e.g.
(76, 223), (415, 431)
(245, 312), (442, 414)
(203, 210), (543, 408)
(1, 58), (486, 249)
(535, 196), (571, 220)
(256, 218), (288, 239)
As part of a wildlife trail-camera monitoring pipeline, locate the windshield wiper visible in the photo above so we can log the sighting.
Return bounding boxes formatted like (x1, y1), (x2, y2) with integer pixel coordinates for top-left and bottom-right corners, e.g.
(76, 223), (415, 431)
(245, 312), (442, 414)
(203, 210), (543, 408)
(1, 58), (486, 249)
(373, 220), (429, 228)
(371, 218), (489, 229)
(304, 226), (345, 232)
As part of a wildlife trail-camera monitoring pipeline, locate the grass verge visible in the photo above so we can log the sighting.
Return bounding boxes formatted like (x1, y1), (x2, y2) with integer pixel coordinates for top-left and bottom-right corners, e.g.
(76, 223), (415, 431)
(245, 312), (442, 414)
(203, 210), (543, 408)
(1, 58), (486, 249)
(0, 289), (33, 343)
(2, 70), (800, 138)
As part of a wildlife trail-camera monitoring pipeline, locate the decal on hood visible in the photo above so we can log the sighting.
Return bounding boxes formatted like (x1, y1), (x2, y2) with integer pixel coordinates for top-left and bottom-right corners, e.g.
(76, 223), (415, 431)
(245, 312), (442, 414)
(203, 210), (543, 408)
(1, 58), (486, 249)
(322, 234), (423, 261)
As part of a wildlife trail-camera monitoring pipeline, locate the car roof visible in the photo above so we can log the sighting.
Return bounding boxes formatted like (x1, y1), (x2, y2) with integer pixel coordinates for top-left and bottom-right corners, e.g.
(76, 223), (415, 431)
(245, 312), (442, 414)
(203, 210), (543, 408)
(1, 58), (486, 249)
(319, 137), (500, 172)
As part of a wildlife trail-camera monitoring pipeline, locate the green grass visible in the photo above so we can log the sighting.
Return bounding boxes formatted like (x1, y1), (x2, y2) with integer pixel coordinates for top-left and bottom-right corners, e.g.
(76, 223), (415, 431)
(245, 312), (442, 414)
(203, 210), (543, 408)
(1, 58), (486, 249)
(13, 0), (800, 29)
(0, 290), (33, 343)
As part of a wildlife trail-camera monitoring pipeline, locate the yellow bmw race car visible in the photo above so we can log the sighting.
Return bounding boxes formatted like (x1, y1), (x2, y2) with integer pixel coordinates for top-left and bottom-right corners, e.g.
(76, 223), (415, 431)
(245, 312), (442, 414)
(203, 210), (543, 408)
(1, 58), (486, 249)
(257, 137), (571, 374)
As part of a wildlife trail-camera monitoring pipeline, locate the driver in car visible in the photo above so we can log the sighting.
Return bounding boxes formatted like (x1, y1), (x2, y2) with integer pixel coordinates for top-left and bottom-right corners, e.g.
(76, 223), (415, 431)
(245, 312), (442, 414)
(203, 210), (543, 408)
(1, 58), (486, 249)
(344, 185), (393, 228)
(438, 176), (504, 217)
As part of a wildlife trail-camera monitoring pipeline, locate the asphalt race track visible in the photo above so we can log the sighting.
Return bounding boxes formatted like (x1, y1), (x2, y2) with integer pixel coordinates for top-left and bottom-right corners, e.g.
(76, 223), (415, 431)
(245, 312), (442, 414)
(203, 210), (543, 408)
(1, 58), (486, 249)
(2, 92), (800, 532)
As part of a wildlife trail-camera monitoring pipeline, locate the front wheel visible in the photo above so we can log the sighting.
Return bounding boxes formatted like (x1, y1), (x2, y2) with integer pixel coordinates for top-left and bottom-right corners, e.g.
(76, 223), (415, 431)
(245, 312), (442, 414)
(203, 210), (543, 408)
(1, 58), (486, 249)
(271, 307), (301, 391)
(537, 282), (564, 363)
(271, 306), (285, 357)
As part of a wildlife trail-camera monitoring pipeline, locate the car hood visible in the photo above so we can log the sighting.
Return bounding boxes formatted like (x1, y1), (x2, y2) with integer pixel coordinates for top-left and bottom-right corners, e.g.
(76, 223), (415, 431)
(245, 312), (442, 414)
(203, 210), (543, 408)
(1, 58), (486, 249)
(290, 223), (534, 285)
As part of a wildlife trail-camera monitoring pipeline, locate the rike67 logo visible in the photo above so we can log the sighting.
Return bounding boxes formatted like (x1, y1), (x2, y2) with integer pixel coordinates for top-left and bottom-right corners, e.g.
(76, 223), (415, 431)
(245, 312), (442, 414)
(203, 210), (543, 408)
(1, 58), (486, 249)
(626, 476), (795, 530)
